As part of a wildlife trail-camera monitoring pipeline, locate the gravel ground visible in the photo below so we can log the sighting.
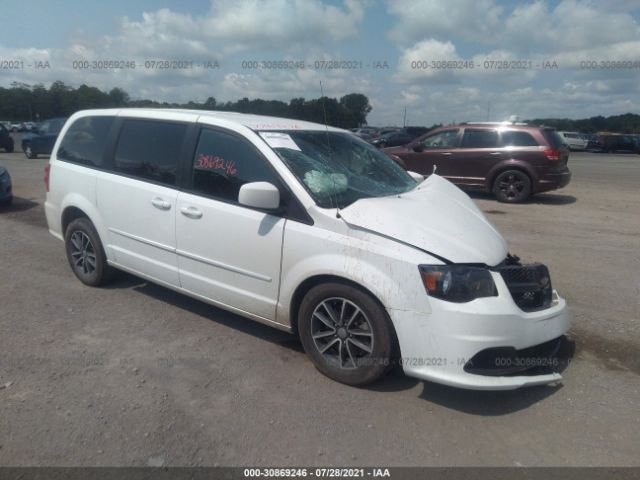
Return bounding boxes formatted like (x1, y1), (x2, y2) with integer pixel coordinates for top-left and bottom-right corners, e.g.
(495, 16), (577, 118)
(0, 150), (638, 467)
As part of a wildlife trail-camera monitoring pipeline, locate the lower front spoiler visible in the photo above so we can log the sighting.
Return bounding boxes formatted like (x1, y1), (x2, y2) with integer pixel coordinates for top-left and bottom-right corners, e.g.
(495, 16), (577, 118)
(403, 336), (570, 391)
(407, 369), (563, 391)
(389, 285), (571, 390)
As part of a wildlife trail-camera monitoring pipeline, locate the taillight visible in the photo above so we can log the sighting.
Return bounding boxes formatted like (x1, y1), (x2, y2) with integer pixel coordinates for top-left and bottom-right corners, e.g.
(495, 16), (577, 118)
(543, 148), (561, 161)
(44, 164), (51, 192)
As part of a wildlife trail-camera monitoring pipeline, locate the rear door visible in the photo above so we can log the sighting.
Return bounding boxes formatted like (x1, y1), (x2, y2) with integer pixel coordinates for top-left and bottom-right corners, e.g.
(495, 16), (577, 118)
(175, 126), (286, 321)
(96, 117), (189, 286)
(403, 129), (461, 177)
(452, 128), (503, 187)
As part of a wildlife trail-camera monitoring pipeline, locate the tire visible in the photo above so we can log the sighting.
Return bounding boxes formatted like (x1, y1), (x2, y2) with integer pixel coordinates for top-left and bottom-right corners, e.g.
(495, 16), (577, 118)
(23, 143), (36, 159)
(64, 218), (116, 287)
(298, 283), (395, 386)
(493, 169), (531, 203)
(0, 196), (12, 207)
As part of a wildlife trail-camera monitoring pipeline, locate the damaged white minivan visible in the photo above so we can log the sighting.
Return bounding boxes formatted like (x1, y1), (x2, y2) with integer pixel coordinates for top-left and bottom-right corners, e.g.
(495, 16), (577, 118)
(45, 109), (570, 390)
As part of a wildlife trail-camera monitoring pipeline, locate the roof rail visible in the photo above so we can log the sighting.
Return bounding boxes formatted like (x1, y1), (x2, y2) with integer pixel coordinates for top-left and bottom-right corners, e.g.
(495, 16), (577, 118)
(461, 121), (529, 126)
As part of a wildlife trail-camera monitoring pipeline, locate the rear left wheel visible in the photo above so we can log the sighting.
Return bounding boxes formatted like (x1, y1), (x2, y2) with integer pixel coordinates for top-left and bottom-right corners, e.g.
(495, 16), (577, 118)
(64, 218), (116, 286)
(298, 283), (394, 386)
(493, 169), (531, 203)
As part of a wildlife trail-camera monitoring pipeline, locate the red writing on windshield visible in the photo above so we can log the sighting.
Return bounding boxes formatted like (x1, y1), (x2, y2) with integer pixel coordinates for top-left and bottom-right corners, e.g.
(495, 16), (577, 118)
(196, 154), (237, 175)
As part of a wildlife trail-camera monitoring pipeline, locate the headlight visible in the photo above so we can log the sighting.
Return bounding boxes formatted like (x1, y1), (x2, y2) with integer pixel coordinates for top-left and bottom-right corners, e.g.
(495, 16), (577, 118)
(419, 265), (497, 303)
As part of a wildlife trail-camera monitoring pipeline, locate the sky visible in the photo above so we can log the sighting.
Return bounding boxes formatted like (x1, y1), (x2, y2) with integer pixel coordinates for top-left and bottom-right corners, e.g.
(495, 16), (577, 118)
(1, 0), (639, 126)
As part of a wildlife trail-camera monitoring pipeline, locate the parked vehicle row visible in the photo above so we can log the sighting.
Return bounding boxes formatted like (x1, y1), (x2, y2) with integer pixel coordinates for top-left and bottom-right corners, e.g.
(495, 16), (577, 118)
(557, 131), (639, 153)
(44, 109), (570, 390)
(0, 121), (38, 132)
(590, 133), (639, 153)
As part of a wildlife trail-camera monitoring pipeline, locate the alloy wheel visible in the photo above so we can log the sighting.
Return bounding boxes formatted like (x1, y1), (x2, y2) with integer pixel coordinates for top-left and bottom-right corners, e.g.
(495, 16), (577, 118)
(498, 173), (526, 200)
(310, 297), (375, 369)
(69, 231), (97, 276)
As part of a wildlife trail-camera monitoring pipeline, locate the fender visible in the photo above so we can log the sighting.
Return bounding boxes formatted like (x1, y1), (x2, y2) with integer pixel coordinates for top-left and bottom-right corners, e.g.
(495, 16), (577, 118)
(60, 190), (112, 260)
(276, 220), (435, 327)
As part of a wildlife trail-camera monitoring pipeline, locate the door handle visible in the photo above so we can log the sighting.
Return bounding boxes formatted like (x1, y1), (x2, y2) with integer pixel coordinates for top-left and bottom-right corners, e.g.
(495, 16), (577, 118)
(489, 152), (502, 155)
(151, 197), (171, 210)
(180, 206), (203, 219)
(440, 152), (453, 156)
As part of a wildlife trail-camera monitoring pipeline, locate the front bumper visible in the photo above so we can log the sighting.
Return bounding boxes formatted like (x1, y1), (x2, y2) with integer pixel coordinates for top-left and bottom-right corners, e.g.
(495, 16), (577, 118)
(388, 271), (571, 390)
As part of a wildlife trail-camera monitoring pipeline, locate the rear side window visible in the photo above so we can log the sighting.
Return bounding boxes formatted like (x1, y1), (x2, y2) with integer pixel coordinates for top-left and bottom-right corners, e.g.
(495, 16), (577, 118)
(191, 128), (280, 203)
(501, 130), (539, 147)
(57, 116), (115, 167)
(113, 119), (187, 187)
(461, 129), (500, 148)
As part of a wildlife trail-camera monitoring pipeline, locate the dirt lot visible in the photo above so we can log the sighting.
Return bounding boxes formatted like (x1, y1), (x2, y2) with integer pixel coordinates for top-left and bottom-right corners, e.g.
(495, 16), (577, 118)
(0, 150), (638, 467)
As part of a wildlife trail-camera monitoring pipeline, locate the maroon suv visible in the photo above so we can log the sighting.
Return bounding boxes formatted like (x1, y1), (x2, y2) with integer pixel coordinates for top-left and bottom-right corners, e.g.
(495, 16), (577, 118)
(384, 123), (571, 202)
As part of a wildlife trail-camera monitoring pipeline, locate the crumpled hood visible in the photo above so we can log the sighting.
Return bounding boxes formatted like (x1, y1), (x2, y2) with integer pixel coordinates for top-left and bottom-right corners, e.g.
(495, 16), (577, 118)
(340, 174), (508, 266)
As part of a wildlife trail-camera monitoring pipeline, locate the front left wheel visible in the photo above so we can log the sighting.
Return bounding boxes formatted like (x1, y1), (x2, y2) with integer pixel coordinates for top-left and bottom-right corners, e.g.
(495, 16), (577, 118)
(298, 283), (395, 386)
(64, 218), (116, 286)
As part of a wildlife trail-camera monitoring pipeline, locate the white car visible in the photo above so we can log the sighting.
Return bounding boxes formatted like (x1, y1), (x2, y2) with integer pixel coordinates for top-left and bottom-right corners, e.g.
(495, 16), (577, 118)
(558, 131), (588, 150)
(45, 109), (570, 390)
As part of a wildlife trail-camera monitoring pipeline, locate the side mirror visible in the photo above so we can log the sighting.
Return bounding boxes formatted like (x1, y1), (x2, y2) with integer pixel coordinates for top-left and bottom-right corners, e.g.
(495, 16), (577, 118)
(238, 182), (280, 210)
(412, 143), (424, 152)
(407, 171), (425, 183)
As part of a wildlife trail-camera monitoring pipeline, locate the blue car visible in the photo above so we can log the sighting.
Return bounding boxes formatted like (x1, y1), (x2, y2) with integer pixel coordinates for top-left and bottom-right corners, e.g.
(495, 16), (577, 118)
(0, 165), (12, 206)
(21, 117), (67, 159)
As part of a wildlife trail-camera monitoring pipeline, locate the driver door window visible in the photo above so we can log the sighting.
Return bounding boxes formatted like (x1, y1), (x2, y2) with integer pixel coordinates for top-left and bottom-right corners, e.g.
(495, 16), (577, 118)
(421, 129), (460, 149)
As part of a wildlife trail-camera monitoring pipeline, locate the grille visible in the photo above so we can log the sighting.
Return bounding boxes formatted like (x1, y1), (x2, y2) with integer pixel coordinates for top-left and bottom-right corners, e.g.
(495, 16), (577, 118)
(495, 263), (552, 312)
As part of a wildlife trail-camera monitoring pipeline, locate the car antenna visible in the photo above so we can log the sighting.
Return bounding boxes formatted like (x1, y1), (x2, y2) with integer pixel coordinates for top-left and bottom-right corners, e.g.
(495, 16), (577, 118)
(320, 80), (341, 219)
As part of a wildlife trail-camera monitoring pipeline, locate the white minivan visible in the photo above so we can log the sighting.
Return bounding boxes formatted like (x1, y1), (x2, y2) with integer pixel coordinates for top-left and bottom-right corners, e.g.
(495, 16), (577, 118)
(45, 109), (570, 390)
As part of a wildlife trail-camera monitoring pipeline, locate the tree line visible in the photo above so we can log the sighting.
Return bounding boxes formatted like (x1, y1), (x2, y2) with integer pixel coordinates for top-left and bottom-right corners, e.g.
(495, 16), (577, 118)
(0, 81), (372, 129)
(1, 81), (638, 133)
(525, 113), (640, 134)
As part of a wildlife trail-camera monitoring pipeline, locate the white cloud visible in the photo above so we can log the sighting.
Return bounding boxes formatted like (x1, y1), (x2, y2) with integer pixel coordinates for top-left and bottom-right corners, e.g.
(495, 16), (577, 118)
(387, 0), (503, 45)
(108, 0), (365, 58)
(394, 39), (461, 83)
(503, 0), (640, 54)
(2, 0), (640, 128)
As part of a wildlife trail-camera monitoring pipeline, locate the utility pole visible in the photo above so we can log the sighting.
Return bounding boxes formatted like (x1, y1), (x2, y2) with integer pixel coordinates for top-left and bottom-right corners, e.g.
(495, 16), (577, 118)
(486, 101), (491, 121)
(403, 107), (407, 127)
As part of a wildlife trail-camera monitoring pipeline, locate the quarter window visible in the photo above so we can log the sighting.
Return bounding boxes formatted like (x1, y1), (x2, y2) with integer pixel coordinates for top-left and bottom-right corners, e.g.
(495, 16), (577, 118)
(57, 116), (115, 167)
(191, 128), (281, 204)
(501, 130), (539, 147)
(113, 119), (187, 187)
(461, 129), (500, 148)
